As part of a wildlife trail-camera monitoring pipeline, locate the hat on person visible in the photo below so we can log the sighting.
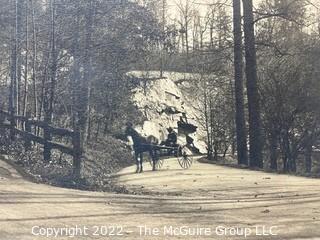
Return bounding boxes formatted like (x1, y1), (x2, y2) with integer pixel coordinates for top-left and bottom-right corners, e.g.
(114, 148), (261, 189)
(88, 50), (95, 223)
(167, 127), (173, 132)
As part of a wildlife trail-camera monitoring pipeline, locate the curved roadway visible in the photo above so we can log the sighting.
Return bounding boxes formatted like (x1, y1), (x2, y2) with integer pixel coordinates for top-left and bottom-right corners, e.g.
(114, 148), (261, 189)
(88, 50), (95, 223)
(1, 156), (320, 240)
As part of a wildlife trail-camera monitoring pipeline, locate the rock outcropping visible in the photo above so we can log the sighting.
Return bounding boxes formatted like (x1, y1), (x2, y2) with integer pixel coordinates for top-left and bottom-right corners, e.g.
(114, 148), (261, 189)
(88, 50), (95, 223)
(128, 71), (206, 153)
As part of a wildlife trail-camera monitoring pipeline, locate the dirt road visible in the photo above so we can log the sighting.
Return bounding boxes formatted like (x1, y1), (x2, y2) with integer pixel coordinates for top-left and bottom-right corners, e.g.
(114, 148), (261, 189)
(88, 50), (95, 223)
(1, 156), (320, 240)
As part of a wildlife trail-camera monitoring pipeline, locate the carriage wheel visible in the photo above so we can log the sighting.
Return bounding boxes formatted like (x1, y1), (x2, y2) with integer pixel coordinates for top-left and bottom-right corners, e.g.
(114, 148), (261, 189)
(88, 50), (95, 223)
(149, 151), (164, 170)
(177, 145), (193, 169)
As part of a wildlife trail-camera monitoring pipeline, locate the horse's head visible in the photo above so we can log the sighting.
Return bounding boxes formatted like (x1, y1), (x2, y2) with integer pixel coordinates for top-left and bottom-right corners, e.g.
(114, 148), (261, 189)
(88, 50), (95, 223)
(124, 122), (135, 138)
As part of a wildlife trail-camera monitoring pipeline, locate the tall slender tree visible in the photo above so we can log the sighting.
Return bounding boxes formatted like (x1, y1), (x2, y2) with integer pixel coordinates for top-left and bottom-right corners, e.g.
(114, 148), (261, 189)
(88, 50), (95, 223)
(31, 0), (37, 119)
(159, 0), (166, 78)
(48, 0), (57, 123)
(22, 0), (29, 117)
(233, 0), (248, 165)
(14, 0), (23, 116)
(82, 0), (95, 145)
(176, 0), (193, 72)
(242, 0), (263, 168)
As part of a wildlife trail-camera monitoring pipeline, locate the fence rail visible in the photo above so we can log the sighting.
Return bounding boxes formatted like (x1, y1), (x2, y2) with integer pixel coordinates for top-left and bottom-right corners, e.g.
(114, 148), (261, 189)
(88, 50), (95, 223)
(0, 110), (81, 176)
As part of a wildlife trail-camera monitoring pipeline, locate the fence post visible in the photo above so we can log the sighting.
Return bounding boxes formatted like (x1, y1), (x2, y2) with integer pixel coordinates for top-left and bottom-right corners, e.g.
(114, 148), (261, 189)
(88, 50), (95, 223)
(0, 113), (5, 141)
(43, 123), (51, 161)
(24, 113), (32, 151)
(72, 131), (82, 177)
(9, 112), (15, 141)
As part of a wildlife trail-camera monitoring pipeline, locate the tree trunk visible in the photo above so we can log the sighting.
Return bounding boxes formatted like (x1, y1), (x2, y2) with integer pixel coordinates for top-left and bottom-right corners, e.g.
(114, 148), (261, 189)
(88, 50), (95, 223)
(10, 0), (16, 116)
(214, 144), (218, 161)
(233, 0), (248, 165)
(31, 0), (37, 120)
(305, 137), (313, 173)
(269, 129), (278, 170)
(209, 10), (214, 49)
(22, 0), (29, 117)
(16, 0), (23, 116)
(209, 99), (215, 160)
(9, 0), (16, 139)
(71, 11), (81, 131)
(204, 87), (212, 160)
(242, 0), (263, 168)
(282, 131), (291, 172)
(81, 0), (94, 146)
(159, 0), (166, 78)
(185, 15), (189, 72)
(48, 0), (57, 123)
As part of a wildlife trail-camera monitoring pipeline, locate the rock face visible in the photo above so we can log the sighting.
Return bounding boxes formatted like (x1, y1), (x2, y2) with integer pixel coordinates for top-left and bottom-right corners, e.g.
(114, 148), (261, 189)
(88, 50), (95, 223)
(128, 71), (207, 153)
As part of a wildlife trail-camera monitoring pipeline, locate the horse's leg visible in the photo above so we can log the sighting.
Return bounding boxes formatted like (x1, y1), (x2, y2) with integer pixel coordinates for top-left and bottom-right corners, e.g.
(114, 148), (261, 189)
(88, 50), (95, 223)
(139, 153), (143, 173)
(150, 149), (156, 171)
(135, 152), (140, 173)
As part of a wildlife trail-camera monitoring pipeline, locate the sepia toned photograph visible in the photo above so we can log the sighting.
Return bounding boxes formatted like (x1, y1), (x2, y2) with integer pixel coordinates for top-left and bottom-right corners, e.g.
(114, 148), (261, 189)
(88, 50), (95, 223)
(0, 0), (320, 239)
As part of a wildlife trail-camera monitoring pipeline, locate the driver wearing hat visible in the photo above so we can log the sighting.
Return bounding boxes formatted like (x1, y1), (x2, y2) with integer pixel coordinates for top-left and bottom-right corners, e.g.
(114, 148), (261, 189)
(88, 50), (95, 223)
(162, 127), (177, 147)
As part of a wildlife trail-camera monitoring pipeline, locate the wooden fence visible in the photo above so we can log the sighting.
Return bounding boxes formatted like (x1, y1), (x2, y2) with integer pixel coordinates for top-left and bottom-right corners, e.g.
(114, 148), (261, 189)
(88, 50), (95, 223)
(0, 110), (82, 176)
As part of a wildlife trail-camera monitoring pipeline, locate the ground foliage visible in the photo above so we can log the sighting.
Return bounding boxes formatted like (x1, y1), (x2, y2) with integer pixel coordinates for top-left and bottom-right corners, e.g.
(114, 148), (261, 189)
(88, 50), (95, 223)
(0, 132), (134, 192)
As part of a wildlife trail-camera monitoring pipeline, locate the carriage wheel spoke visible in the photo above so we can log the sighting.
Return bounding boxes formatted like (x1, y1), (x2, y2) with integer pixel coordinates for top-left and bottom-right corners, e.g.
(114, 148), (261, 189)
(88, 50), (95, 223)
(177, 146), (193, 169)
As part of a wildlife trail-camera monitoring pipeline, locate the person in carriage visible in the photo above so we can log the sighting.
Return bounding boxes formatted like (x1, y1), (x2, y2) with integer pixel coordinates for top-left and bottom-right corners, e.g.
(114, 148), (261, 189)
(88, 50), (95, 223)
(161, 127), (178, 150)
(160, 127), (179, 155)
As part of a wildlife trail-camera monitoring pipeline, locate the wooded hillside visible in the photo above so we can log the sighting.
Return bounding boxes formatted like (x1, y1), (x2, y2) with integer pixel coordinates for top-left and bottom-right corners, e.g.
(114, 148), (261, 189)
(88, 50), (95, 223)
(0, 0), (320, 178)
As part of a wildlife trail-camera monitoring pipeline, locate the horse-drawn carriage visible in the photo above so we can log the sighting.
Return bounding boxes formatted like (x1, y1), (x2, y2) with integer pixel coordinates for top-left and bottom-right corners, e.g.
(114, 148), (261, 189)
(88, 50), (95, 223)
(125, 123), (194, 173)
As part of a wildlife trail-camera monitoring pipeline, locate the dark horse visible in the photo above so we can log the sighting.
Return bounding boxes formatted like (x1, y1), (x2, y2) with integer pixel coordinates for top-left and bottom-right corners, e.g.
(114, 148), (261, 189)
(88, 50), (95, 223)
(125, 123), (158, 173)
